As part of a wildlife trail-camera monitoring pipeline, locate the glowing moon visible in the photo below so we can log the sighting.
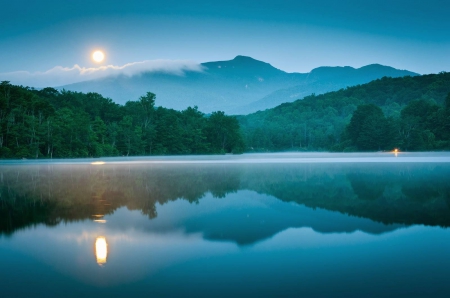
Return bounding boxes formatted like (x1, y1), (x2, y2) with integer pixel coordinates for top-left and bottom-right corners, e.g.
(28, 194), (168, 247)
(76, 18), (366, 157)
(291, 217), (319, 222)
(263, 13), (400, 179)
(92, 51), (105, 63)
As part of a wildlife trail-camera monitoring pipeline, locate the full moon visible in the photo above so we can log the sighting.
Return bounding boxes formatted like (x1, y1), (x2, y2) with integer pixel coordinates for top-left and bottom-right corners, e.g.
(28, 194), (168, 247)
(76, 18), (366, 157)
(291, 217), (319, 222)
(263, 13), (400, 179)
(92, 51), (105, 63)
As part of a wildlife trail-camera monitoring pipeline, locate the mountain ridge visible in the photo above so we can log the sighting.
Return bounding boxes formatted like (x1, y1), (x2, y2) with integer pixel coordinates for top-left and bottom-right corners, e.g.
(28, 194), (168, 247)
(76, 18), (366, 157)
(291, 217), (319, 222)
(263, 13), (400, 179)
(233, 62), (417, 114)
(60, 55), (418, 114)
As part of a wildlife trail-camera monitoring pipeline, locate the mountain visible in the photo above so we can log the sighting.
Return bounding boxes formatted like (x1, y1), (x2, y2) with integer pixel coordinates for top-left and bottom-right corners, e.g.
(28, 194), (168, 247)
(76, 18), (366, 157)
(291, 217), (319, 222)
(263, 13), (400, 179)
(60, 56), (418, 114)
(235, 64), (418, 114)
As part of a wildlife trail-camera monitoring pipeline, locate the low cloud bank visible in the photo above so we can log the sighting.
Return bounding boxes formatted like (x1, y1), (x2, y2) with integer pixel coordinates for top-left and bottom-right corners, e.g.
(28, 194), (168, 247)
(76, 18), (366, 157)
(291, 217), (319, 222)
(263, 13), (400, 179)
(0, 60), (204, 88)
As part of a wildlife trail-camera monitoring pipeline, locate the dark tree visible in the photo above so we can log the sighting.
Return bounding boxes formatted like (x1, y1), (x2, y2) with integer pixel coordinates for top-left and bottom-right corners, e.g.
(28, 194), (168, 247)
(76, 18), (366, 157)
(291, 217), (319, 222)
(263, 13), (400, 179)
(205, 111), (245, 153)
(347, 104), (388, 151)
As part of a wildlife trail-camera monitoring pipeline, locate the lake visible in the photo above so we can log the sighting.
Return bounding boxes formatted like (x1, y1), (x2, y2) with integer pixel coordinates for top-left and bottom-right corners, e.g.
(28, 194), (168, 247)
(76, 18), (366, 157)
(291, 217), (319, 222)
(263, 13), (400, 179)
(1, 152), (450, 297)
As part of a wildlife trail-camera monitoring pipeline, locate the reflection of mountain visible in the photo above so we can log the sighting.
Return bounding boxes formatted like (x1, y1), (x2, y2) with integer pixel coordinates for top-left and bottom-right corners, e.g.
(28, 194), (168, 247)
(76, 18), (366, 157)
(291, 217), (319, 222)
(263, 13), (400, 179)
(1, 161), (450, 245)
(163, 192), (403, 245)
(102, 192), (403, 246)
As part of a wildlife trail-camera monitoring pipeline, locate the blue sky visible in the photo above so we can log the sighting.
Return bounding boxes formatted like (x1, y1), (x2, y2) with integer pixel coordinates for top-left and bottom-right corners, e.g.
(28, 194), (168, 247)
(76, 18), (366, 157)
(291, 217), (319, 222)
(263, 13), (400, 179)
(1, 0), (449, 81)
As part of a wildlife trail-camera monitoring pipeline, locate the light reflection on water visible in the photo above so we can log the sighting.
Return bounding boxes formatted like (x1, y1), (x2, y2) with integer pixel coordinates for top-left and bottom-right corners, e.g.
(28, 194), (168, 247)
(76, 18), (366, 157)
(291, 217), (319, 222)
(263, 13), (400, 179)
(95, 237), (108, 265)
(0, 153), (450, 297)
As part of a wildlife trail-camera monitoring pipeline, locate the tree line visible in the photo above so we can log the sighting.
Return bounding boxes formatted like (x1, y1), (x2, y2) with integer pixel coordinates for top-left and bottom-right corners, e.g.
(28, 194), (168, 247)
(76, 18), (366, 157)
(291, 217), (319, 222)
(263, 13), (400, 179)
(337, 95), (450, 151)
(2, 71), (450, 158)
(239, 72), (450, 151)
(0, 82), (244, 158)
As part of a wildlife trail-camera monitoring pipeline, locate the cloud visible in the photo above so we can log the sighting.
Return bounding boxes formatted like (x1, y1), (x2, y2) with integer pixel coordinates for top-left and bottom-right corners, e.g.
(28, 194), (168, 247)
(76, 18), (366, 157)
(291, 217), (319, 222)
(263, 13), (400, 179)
(0, 60), (204, 88)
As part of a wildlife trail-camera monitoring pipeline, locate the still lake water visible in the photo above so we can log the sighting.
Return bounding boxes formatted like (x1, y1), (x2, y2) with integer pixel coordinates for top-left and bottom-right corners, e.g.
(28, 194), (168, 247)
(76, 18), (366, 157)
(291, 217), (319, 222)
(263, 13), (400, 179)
(1, 152), (450, 297)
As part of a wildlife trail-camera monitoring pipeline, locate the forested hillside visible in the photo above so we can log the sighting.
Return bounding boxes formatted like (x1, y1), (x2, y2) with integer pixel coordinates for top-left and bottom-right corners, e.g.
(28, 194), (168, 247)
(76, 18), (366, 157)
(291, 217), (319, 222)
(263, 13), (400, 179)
(0, 82), (244, 158)
(2, 71), (450, 159)
(239, 72), (450, 151)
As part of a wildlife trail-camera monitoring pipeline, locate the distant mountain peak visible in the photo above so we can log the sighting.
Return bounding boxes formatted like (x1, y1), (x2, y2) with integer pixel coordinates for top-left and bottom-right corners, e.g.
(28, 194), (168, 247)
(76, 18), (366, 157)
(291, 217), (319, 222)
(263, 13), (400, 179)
(202, 55), (284, 75)
(359, 63), (394, 70)
(232, 55), (259, 62)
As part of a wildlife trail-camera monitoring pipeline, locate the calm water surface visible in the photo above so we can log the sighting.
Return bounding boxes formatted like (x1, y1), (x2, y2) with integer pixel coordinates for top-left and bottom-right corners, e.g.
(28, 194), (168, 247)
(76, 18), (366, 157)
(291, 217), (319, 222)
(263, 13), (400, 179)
(1, 153), (450, 297)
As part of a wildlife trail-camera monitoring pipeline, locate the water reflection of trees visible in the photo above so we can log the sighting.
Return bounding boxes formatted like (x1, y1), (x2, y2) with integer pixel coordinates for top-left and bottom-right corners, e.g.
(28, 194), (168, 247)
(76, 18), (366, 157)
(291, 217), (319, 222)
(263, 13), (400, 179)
(0, 164), (243, 234)
(242, 164), (450, 226)
(1, 163), (450, 235)
(347, 173), (388, 201)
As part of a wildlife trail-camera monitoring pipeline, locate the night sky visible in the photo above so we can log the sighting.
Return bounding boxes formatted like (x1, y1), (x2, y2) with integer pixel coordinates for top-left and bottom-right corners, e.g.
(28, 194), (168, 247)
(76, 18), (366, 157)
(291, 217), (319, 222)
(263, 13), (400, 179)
(1, 0), (449, 86)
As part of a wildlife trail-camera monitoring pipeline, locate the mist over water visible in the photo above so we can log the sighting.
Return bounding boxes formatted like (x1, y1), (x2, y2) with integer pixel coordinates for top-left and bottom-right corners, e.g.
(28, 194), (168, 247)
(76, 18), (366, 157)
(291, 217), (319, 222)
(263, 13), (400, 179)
(4, 152), (450, 165)
(1, 153), (450, 297)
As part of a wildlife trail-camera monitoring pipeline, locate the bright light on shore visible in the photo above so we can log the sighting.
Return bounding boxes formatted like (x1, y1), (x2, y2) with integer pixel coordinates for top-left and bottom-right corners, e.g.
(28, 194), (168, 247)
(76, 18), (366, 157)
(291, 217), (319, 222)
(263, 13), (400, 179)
(393, 148), (399, 157)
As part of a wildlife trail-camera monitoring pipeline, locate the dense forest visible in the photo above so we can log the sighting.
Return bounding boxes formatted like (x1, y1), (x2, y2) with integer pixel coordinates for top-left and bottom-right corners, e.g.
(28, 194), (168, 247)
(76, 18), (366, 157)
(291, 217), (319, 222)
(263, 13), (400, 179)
(239, 72), (450, 151)
(1, 72), (450, 158)
(0, 81), (244, 158)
